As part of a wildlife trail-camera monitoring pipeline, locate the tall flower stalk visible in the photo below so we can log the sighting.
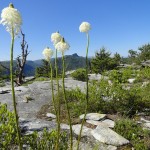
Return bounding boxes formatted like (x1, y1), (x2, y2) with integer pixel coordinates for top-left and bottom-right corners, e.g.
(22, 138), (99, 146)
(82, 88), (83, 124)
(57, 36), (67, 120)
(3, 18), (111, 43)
(10, 27), (22, 150)
(0, 3), (22, 149)
(77, 22), (91, 150)
(51, 32), (62, 149)
(55, 48), (61, 149)
(43, 47), (59, 149)
(55, 38), (73, 150)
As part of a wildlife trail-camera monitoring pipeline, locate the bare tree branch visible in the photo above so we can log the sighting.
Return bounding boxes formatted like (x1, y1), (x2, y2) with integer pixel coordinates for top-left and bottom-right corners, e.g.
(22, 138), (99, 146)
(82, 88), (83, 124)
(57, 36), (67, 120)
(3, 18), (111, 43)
(16, 30), (30, 85)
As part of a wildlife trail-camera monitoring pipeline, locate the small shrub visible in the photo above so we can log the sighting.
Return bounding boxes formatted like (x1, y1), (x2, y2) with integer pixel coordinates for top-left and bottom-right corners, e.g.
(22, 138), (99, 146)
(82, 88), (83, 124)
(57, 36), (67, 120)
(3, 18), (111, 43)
(109, 67), (134, 84)
(22, 129), (68, 150)
(66, 88), (86, 117)
(0, 103), (17, 149)
(114, 118), (150, 150)
(135, 67), (150, 82)
(0, 80), (5, 87)
(71, 68), (86, 81)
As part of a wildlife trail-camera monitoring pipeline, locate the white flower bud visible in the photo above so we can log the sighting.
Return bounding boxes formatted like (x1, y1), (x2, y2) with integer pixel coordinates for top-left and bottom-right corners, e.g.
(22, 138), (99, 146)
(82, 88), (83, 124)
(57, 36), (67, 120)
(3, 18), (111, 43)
(42, 47), (53, 61)
(79, 22), (91, 33)
(55, 38), (70, 53)
(0, 3), (22, 36)
(51, 32), (62, 45)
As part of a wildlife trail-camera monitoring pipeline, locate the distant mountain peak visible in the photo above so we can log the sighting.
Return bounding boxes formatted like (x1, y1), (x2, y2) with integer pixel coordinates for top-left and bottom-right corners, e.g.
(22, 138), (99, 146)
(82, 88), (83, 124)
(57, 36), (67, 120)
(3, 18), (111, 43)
(72, 53), (79, 57)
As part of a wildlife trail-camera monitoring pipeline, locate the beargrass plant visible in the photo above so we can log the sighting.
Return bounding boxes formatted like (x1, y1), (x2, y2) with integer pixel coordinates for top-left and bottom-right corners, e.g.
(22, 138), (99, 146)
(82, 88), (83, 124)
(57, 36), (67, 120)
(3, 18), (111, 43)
(0, 3), (22, 149)
(77, 21), (91, 150)
(42, 47), (61, 149)
(51, 31), (62, 149)
(55, 37), (73, 150)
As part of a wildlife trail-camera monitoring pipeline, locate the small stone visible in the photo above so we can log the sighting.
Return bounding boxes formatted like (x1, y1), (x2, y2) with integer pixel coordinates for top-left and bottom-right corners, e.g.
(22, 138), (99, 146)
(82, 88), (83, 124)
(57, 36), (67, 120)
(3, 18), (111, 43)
(23, 96), (28, 103)
(128, 78), (135, 84)
(73, 139), (117, 150)
(61, 124), (70, 130)
(46, 113), (56, 119)
(72, 124), (92, 137)
(86, 120), (106, 126)
(102, 119), (115, 128)
(91, 125), (129, 146)
(141, 117), (150, 123)
(143, 123), (150, 129)
(86, 119), (115, 128)
(23, 94), (33, 103)
(79, 113), (106, 121)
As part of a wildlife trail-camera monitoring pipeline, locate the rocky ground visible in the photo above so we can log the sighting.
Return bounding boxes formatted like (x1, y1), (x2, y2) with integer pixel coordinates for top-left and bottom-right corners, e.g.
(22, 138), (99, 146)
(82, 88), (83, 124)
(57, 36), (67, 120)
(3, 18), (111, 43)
(0, 78), (149, 150)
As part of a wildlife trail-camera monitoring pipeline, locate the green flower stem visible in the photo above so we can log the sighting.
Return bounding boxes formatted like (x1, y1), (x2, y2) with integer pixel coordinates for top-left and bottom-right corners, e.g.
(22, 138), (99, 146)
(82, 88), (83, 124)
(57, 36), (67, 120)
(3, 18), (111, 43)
(62, 53), (73, 150)
(55, 49), (60, 92)
(55, 49), (61, 149)
(10, 28), (22, 150)
(77, 33), (89, 150)
(49, 61), (59, 150)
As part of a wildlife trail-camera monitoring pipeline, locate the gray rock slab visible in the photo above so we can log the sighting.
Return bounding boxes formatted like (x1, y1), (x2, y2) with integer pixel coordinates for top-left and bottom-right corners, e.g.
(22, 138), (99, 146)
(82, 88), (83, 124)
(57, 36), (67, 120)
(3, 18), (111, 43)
(20, 118), (56, 135)
(143, 123), (150, 129)
(24, 76), (35, 82)
(0, 79), (87, 120)
(86, 119), (115, 128)
(91, 125), (129, 146)
(0, 87), (11, 93)
(72, 124), (92, 137)
(46, 113), (56, 119)
(141, 117), (150, 123)
(0, 81), (54, 119)
(59, 78), (86, 92)
(60, 124), (70, 130)
(15, 86), (29, 94)
(88, 74), (109, 81)
(102, 119), (115, 128)
(0, 86), (29, 94)
(73, 138), (117, 150)
(80, 113), (106, 121)
(27, 81), (53, 94)
(86, 120), (105, 126)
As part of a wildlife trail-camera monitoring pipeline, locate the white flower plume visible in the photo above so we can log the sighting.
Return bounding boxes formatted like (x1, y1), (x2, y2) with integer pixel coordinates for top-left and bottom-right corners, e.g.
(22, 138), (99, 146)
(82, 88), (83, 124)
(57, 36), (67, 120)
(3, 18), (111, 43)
(55, 37), (70, 53)
(0, 3), (22, 36)
(79, 22), (91, 33)
(51, 32), (62, 46)
(42, 47), (53, 61)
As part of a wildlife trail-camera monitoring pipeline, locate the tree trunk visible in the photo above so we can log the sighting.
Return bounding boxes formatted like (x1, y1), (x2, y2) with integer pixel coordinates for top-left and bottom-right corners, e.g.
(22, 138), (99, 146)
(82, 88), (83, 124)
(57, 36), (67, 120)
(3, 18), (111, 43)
(16, 31), (29, 86)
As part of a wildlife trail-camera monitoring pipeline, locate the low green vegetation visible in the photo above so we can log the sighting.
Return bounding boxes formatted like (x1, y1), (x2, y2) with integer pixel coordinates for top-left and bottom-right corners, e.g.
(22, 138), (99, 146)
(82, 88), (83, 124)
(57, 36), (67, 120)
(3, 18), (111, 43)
(0, 80), (5, 87)
(0, 103), (68, 150)
(50, 72), (149, 121)
(135, 67), (150, 82)
(71, 68), (86, 81)
(107, 67), (136, 84)
(114, 118), (150, 150)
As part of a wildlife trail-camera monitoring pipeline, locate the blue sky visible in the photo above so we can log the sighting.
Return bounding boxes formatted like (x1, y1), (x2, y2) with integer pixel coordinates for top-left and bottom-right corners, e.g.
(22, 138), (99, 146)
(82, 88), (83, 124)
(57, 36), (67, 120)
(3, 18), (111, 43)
(0, 0), (150, 61)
